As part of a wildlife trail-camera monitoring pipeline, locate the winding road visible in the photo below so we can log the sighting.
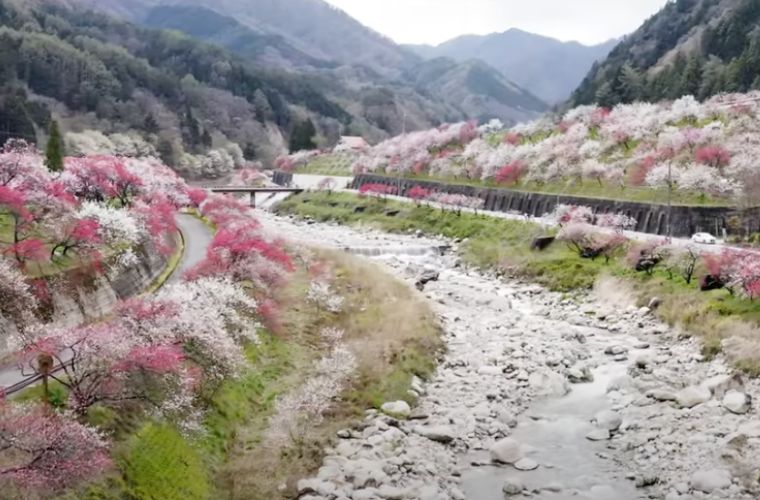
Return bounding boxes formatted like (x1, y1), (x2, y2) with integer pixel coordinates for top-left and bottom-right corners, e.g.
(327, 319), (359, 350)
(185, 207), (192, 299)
(0, 213), (214, 396)
(171, 213), (214, 283)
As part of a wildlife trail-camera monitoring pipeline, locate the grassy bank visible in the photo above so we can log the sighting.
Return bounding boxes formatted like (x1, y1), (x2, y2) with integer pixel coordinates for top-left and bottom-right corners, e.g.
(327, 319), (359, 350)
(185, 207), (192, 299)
(276, 191), (760, 372)
(388, 174), (729, 206)
(215, 248), (441, 499)
(289, 164), (729, 206)
(56, 242), (441, 500)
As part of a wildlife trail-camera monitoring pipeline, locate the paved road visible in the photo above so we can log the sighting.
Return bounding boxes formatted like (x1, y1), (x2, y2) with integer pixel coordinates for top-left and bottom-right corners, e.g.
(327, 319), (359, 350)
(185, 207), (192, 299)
(0, 213), (214, 394)
(171, 213), (214, 283)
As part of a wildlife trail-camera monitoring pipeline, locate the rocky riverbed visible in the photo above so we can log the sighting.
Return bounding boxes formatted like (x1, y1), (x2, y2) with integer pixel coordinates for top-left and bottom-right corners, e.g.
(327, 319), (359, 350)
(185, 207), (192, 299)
(260, 212), (760, 500)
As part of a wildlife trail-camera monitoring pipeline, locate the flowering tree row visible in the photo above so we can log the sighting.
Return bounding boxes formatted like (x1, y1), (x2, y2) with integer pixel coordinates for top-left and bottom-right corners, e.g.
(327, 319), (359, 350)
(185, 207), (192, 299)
(295, 92), (760, 202)
(0, 140), (187, 276)
(549, 204), (638, 231)
(552, 205), (760, 300)
(1, 144), (298, 493)
(359, 183), (485, 214)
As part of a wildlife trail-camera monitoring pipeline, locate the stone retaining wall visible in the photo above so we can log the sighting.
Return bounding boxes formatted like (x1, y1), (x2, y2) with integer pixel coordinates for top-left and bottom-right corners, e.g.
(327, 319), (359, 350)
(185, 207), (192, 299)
(351, 174), (760, 237)
(49, 243), (171, 327)
(0, 241), (174, 355)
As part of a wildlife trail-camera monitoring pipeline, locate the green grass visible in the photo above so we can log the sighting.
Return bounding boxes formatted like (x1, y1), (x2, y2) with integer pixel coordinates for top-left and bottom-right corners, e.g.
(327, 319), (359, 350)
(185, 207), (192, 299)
(119, 423), (210, 500)
(277, 192), (606, 292)
(277, 191), (760, 372)
(395, 174), (729, 207)
(291, 154), (731, 206)
(202, 335), (294, 459)
(141, 232), (185, 295)
(0, 214), (12, 243)
(13, 379), (69, 408)
(296, 153), (354, 176)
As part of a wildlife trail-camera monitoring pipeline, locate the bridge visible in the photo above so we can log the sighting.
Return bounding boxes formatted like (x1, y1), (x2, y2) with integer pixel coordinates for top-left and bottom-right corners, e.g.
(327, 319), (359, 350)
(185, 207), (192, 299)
(208, 186), (304, 207)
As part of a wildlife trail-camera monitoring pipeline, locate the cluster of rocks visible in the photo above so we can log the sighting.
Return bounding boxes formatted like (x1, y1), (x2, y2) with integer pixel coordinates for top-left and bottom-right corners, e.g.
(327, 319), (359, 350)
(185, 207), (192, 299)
(260, 212), (760, 500)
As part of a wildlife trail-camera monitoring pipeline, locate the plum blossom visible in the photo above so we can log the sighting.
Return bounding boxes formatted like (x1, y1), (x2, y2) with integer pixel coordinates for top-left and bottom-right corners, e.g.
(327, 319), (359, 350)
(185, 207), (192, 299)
(0, 403), (111, 491)
(307, 281), (345, 313)
(269, 327), (356, 441)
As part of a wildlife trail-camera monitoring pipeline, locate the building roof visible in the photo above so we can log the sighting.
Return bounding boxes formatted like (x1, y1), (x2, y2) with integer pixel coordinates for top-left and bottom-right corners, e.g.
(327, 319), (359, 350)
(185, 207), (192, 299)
(337, 136), (369, 149)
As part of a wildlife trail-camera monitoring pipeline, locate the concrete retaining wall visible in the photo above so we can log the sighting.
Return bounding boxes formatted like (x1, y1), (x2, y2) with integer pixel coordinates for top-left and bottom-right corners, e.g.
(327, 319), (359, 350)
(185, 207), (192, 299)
(351, 174), (760, 238)
(272, 170), (294, 186)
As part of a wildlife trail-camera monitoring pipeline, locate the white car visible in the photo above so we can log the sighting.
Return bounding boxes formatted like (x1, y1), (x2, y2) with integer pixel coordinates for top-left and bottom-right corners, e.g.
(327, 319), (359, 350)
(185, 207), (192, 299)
(691, 232), (717, 244)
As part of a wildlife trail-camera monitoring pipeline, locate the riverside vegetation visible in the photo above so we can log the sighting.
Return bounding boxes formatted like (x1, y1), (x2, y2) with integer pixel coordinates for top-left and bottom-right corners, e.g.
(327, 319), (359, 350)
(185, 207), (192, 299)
(0, 139), (441, 500)
(276, 191), (760, 373)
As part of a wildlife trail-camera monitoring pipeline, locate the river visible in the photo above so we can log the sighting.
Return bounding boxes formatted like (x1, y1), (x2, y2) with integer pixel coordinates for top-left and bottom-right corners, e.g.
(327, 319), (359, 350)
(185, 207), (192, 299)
(259, 211), (760, 500)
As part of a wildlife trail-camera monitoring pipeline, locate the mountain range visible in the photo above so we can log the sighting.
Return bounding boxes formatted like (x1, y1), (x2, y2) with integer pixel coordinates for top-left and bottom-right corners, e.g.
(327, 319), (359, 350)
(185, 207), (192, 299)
(572, 0), (760, 107)
(407, 29), (619, 104)
(72, 0), (549, 128)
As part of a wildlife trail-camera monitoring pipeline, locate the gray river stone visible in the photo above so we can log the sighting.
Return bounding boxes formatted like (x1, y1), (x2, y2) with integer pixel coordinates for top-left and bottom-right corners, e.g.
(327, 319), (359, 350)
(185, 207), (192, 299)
(490, 438), (524, 464)
(722, 390), (750, 414)
(594, 410), (623, 431)
(690, 468), (732, 493)
(676, 386), (712, 409)
(586, 428), (611, 441)
(258, 212), (760, 500)
(381, 400), (411, 418)
(513, 458), (539, 471)
(502, 478), (524, 496)
(416, 425), (456, 444)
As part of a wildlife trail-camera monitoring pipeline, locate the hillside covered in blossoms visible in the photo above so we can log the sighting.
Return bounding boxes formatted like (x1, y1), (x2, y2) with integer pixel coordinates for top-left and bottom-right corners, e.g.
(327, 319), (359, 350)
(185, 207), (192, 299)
(286, 92), (760, 207)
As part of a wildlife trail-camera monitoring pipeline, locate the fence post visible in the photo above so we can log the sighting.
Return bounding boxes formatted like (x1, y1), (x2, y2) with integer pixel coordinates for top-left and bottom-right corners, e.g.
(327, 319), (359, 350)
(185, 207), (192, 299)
(37, 353), (54, 407)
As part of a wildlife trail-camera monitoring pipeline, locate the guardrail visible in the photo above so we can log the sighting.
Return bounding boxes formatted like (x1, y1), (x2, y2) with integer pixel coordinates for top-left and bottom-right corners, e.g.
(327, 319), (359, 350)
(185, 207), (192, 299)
(2, 361), (69, 397)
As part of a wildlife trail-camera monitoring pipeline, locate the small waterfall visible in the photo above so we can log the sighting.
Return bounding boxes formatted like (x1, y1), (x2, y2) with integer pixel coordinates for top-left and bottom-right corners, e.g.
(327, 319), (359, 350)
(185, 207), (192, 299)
(342, 245), (451, 257)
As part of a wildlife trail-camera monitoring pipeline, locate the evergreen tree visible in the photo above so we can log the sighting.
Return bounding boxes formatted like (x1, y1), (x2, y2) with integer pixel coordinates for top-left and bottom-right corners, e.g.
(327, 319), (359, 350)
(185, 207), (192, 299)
(0, 93), (36, 143)
(594, 82), (615, 108)
(45, 120), (64, 173)
(182, 106), (201, 151)
(143, 113), (160, 135)
(157, 138), (177, 167)
(200, 128), (212, 149)
(289, 118), (317, 152)
(699, 56), (726, 99)
(253, 89), (273, 123)
(619, 63), (644, 102)
(243, 142), (257, 160)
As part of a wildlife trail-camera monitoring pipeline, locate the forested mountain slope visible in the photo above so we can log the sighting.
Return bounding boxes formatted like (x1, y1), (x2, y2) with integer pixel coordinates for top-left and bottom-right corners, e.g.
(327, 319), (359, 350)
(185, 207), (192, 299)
(0, 0), (363, 175)
(77, 0), (419, 79)
(74, 0), (547, 127)
(572, 0), (760, 107)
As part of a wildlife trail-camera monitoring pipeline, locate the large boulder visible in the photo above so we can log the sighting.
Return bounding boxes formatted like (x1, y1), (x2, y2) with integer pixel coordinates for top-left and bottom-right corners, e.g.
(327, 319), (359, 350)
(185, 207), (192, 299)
(675, 385), (712, 409)
(416, 425), (456, 444)
(502, 478), (524, 496)
(722, 390), (751, 415)
(593, 410), (622, 432)
(381, 401), (411, 418)
(415, 269), (440, 291)
(586, 428), (611, 441)
(567, 365), (594, 384)
(490, 438), (524, 464)
(531, 236), (556, 251)
(690, 469), (732, 493)
(701, 374), (743, 399)
(529, 371), (570, 398)
(513, 458), (539, 471)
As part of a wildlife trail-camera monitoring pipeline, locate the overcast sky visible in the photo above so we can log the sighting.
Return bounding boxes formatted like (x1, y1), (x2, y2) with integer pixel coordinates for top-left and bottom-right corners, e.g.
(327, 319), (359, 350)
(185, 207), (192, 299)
(323, 0), (670, 46)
